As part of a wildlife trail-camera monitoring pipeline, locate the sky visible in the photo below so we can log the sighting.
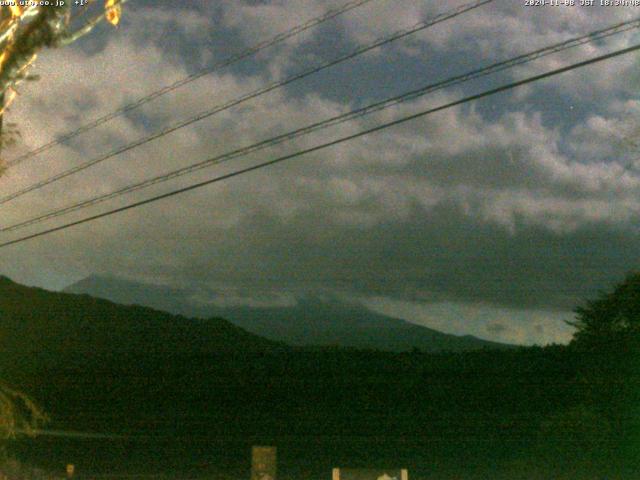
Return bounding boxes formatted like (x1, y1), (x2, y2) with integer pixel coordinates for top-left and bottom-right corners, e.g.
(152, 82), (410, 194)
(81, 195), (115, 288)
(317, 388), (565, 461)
(1, 0), (640, 345)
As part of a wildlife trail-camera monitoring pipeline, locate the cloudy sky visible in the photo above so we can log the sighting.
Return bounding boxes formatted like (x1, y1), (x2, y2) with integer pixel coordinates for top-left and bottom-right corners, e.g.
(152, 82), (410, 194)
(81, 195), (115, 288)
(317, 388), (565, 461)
(1, 0), (640, 345)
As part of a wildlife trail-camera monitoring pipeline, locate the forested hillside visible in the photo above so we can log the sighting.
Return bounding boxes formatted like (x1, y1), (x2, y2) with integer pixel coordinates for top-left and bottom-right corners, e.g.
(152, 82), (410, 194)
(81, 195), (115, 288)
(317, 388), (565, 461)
(0, 275), (637, 479)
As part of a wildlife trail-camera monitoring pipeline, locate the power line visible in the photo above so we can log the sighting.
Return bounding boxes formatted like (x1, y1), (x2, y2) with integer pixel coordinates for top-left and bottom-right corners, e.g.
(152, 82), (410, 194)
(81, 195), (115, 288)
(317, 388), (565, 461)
(3, 17), (640, 233)
(5, 0), (382, 168)
(1, 42), (639, 249)
(0, 0), (495, 206)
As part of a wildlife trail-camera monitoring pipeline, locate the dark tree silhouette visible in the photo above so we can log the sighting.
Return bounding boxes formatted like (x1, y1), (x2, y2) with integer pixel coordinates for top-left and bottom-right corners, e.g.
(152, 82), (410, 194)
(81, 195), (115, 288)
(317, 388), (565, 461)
(569, 272), (640, 352)
(566, 273), (640, 475)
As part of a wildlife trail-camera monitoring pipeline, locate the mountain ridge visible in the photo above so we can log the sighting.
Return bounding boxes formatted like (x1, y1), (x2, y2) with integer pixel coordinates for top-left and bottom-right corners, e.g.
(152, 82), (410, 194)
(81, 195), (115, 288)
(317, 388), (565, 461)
(64, 274), (513, 352)
(0, 274), (281, 359)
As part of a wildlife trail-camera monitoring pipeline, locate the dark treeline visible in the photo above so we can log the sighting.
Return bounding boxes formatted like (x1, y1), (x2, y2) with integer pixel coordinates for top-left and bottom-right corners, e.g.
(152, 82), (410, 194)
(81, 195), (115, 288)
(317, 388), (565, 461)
(0, 274), (638, 479)
(3, 345), (637, 479)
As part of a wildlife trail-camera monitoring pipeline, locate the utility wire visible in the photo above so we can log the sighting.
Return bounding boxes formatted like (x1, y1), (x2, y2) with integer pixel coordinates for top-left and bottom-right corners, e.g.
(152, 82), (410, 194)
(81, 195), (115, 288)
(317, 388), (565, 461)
(2, 17), (640, 233)
(1, 42), (639, 249)
(5, 0), (382, 168)
(0, 0), (494, 205)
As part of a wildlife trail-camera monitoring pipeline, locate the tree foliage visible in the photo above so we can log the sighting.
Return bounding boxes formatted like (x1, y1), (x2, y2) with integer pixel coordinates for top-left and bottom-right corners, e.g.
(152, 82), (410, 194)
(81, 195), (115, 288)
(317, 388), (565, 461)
(0, 1), (125, 169)
(569, 272), (640, 352)
(0, 1), (124, 96)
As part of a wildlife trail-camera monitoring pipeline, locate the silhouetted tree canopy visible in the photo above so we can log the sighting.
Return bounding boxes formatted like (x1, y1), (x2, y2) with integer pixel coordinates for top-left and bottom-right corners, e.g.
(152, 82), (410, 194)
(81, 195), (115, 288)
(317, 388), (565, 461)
(569, 272), (640, 352)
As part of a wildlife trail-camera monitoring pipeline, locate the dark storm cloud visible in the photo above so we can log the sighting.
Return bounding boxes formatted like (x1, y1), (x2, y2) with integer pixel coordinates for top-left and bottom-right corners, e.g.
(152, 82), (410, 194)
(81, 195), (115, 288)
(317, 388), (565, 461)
(486, 322), (509, 334)
(129, 199), (640, 313)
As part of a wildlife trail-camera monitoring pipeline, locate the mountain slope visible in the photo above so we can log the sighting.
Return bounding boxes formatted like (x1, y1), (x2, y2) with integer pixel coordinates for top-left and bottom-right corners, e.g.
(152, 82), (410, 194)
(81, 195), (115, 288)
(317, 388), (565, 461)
(0, 277), (613, 478)
(64, 274), (512, 352)
(0, 275), (280, 358)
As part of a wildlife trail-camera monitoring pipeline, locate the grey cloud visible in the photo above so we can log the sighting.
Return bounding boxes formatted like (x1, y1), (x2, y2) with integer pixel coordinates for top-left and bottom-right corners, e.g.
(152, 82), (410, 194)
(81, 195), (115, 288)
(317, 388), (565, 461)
(45, 199), (633, 313)
(486, 322), (509, 334)
(1, 0), (638, 346)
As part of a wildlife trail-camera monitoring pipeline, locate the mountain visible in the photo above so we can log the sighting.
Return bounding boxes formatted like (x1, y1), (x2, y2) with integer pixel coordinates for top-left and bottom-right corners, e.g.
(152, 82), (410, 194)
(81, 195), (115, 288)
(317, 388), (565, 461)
(0, 275), (280, 358)
(0, 276), (624, 478)
(64, 274), (511, 352)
